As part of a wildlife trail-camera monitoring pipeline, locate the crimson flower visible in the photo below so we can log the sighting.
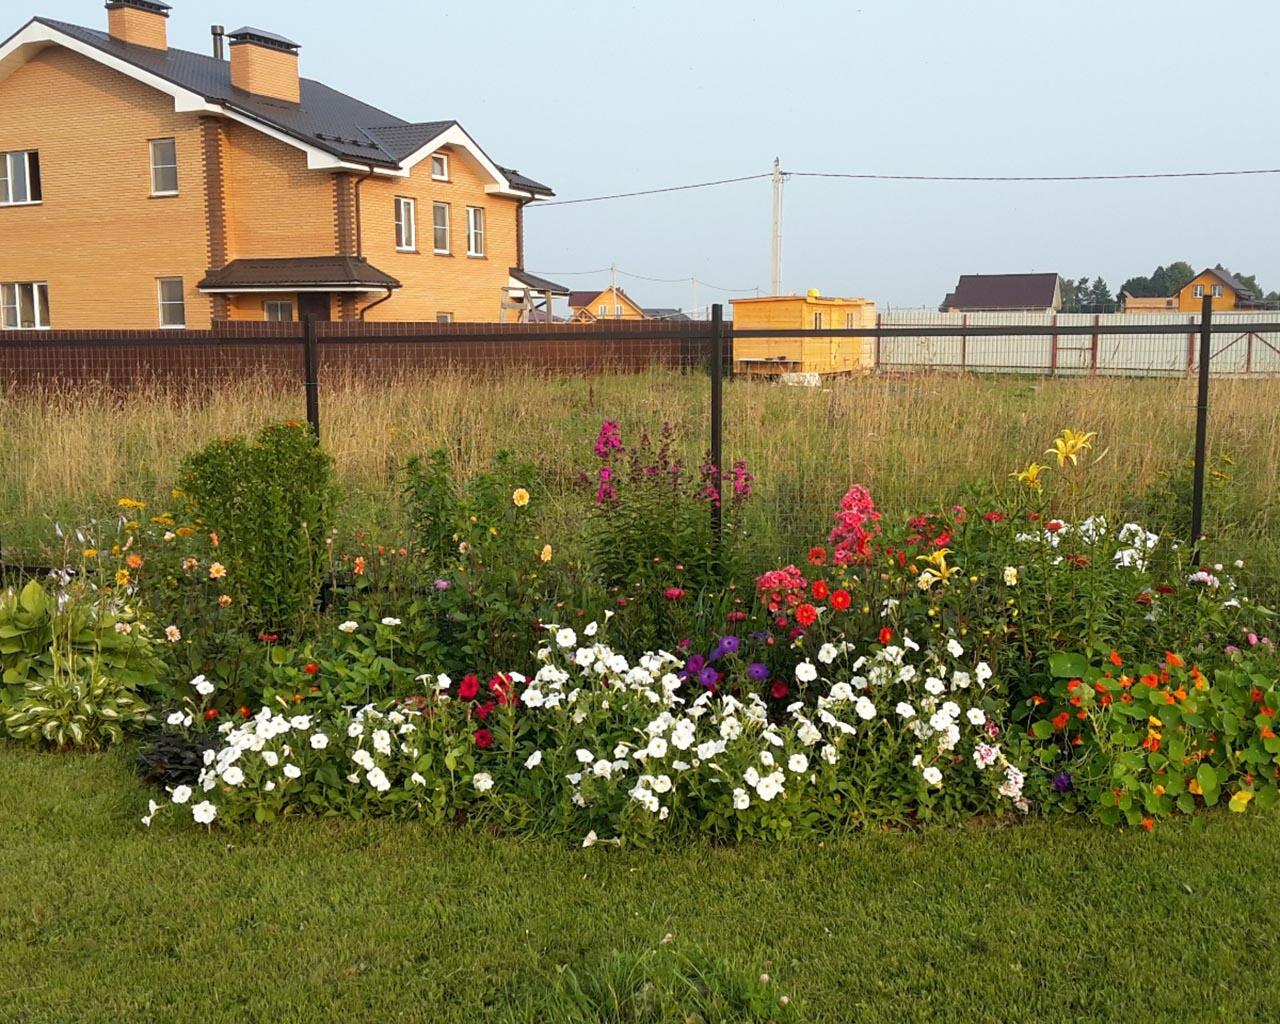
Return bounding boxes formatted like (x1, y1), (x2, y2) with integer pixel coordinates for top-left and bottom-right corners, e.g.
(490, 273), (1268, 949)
(831, 589), (851, 611)
(303, 661), (320, 675)
(795, 603), (817, 627)
(878, 627), (893, 645)
(664, 587), (686, 602)
(473, 728), (493, 749)
(811, 580), (829, 601)
(458, 674), (480, 701)
(770, 680), (789, 699)
(203, 707), (219, 721)
(808, 546), (828, 567)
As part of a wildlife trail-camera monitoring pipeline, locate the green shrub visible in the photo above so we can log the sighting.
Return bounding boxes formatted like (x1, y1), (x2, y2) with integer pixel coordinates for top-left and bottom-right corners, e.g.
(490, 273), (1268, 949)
(179, 421), (333, 633)
(5, 672), (151, 751)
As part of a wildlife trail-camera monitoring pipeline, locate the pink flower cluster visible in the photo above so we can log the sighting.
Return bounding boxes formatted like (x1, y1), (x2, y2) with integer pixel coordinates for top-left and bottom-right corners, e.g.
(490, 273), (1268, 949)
(594, 421), (624, 459)
(829, 485), (881, 565)
(756, 564), (809, 613)
(596, 464), (617, 504)
(731, 460), (753, 500)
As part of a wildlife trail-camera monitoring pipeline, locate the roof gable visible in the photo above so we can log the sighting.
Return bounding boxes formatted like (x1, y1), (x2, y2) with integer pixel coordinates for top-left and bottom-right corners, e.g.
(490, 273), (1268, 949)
(944, 273), (1060, 310)
(0, 16), (550, 195)
(1185, 267), (1254, 299)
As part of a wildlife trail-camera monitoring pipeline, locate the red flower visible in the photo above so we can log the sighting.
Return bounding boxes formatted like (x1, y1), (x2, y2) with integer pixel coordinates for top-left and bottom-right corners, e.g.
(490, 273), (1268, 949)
(303, 661), (320, 676)
(458, 674), (480, 701)
(473, 728), (493, 749)
(1031, 694), (1046, 706)
(726, 610), (747, 623)
(811, 580), (830, 601)
(259, 632), (279, 644)
(203, 707), (219, 721)
(878, 627), (893, 646)
(664, 587), (686, 601)
(1165, 651), (1184, 668)
(808, 546), (828, 567)
(1155, 584), (1175, 595)
(1251, 688), (1265, 703)
(795, 603), (818, 627)
(1262, 706), (1276, 718)
(1052, 711), (1070, 730)
(770, 680), (789, 699)
(1142, 817), (1155, 832)
(1045, 520), (1064, 533)
(831, 589), (851, 611)
(238, 706), (251, 719)
(475, 700), (496, 720)
(983, 511), (1005, 523)
(1136, 592), (1153, 605)
(490, 674), (516, 706)
(1109, 650), (1123, 667)
(353, 555), (367, 576)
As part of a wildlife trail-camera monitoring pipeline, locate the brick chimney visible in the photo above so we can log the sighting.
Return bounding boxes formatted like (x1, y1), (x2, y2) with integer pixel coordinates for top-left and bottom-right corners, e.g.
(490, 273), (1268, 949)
(105, 0), (170, 50)
(227, 27), (302, 104)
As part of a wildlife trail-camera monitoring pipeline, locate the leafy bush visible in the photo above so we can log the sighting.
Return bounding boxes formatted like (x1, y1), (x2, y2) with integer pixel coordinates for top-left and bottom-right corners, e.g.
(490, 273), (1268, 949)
(5, 673), (151, 751)
(179, 421), (333, 633)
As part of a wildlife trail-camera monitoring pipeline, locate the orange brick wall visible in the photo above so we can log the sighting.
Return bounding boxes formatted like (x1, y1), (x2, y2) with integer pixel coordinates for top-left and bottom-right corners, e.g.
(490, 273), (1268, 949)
(0, 46), (211, 329)
(229, 43), (300, 104)
(357, 145), (521, 322)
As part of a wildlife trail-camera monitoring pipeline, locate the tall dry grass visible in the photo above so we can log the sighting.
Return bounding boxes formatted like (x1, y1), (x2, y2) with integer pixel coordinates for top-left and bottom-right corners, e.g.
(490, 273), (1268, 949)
(2, 370), (1278, 569)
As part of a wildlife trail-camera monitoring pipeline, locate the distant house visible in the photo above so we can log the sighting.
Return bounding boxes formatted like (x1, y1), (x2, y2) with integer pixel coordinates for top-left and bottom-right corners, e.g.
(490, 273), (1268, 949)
(941, 273), (1061, 313)
(1120, 293), (1177, 313)
(1175, 268), (1265, 313)
(567, 286), (649, 322)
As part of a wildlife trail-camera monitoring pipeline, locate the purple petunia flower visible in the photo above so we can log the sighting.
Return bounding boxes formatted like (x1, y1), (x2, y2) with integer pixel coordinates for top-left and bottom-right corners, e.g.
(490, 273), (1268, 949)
(719, 635), (741, 655)
(1051, 771), (1073, 794)
(698, 666), (720, 688)
(747, 662), (769, 681)
(686, 654), (706, 674)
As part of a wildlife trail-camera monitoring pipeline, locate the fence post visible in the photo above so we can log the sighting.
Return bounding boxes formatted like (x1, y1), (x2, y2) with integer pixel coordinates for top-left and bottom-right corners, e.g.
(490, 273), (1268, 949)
(1190, 294), (1212, 563)
(710, 303), (724, 549)
(303, 315), (320, 437)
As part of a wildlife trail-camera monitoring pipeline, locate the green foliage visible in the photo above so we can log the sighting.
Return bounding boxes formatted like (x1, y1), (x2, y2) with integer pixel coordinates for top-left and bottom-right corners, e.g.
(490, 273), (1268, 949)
(0, 579), (164, 719)
(4, 672), (151, 751)
(179, 421), (333, 633)
(1119, 260), (1196, 300)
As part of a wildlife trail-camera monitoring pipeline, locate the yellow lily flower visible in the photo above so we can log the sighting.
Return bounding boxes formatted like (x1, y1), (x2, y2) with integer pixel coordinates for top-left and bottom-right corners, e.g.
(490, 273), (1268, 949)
(1045, 428), (1097, 467)
(1011, 461), (1047, 489)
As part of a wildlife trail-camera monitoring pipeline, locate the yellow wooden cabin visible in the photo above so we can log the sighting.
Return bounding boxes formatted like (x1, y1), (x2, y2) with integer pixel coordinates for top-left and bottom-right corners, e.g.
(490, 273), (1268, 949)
(729, 292), (876, 377)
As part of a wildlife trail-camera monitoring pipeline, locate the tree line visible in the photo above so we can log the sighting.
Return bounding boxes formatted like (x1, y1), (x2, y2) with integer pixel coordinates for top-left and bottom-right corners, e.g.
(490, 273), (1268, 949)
(1060, 262), (1279, 313)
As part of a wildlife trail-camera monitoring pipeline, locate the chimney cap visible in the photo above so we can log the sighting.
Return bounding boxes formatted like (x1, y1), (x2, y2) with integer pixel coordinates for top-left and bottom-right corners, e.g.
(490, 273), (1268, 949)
(227, 26), (301, 52)
(105, 0), (172, 14)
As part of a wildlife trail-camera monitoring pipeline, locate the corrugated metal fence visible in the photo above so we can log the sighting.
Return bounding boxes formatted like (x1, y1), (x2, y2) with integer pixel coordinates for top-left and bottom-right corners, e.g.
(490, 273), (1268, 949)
(877, 311), (1280, 376)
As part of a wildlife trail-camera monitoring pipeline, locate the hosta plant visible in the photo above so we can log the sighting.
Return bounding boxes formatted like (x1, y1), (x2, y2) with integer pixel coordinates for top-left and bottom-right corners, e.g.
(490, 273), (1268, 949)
(5, 673), (152, 751)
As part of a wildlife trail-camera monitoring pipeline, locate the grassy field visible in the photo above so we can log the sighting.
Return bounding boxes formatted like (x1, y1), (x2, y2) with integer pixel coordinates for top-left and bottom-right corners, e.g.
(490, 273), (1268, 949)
(3, 370), (1280, 582)
(2, 743), (1279, 1023)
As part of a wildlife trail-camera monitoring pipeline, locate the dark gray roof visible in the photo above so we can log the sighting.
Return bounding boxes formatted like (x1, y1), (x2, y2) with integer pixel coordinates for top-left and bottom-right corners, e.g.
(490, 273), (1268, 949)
(20, 16), (552, 193)
(643, 307), (690, 320)
(198, 257), (400, 291)
(942, 273), (1060, 311)
(509, 268), (569, 295)
(1202, 267), (1256, 300)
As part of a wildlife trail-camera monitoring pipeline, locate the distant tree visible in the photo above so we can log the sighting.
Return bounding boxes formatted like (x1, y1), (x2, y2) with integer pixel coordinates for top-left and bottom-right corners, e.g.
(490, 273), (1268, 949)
(1117, 261), (1194, 300)
(1213, 264), (1265, 297)
(1087, 277), (1114, 310)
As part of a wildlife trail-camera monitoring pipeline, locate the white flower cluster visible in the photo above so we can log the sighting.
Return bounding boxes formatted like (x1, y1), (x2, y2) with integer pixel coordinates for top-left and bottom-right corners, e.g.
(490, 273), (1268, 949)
(1016, 516), (1161, 571)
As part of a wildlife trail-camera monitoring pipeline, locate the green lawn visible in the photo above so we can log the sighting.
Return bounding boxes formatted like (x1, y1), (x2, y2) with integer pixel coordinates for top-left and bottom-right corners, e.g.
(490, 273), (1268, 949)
(2, 745), (1278, 1023)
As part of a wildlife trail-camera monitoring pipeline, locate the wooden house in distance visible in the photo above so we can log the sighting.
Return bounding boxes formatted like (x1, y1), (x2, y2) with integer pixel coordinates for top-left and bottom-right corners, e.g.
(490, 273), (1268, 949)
(729, 291), (876, 378)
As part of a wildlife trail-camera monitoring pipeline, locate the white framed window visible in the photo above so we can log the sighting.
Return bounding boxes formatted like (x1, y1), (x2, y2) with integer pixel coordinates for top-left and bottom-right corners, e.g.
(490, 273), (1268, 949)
(432, 202), (450, 254)
(430, 153), (449, 181)
(0, 150), (42, 206)
(1, 281), (51, 329)
(157, 277), (186, 328)
(436, 312), (453, 323)
(1212, 284), (1223, 298)
(813, 312), (824, 329)
(598, 304), (607, 317)
(394, 197), (417, 252)
(615, 304), (624, 316)
(1192, 285), (1205, 298)
(466, 206), (485, 257)
(149, 138), (178, 196)
(264, 299), (294, 322)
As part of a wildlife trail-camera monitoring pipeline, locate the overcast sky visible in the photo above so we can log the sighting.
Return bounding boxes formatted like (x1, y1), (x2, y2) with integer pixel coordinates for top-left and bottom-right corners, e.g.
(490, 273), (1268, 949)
(24, 0), (1280, 311)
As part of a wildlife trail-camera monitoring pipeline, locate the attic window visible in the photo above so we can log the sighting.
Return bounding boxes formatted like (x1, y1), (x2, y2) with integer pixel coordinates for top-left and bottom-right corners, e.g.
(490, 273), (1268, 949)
(0, 150), (42, 206)
(431, 154), (449, 181)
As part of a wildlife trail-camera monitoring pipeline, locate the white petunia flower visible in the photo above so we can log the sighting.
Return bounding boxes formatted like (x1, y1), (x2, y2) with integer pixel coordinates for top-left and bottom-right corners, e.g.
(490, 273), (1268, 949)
(380, 617), (402, 627)
(170, 785), (192, 804)
(575, 748), (594, 764)
(922, 766), (943, 787)
(966, 707), (986, 727)
(310, 733), (329, 750)
(283, 763), (301, 779)
(895, 701), (916, 719)
(221, 765), (245, 786)
(732, 788), (751, 810)
(854, 696), (877, 721)
(262, 750), (279, 767)
(472, 772), (494, 792)
(582, 830), (598, 848)
(410, 772), (426, 786)
(192, 675), (215, 697)
(192, 801), (217, 824)
(924, 677), (946, 696)
(555, 628), (577, 649)
(788, 753), (809, 774)
(1003, 566), (1018, 586)
(818, 643), (838, 664)
(524, 750), (543, 769)
(367, 767), (391, 792)
(795, 661), (818, 683)
(338, 620), (359, 633)
(946, 638), (964, 658)
(141, 799), (160, 827)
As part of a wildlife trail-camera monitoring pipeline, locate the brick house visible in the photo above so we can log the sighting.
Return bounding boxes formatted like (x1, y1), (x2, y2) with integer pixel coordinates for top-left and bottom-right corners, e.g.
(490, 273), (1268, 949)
(0, 1), (564, 329)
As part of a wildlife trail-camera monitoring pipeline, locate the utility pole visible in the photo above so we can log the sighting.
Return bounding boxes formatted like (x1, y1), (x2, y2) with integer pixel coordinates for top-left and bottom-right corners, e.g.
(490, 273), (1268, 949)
(770, 158), (782, 295)
(610, 262), (618, 316)
(691, 277), (698, 320)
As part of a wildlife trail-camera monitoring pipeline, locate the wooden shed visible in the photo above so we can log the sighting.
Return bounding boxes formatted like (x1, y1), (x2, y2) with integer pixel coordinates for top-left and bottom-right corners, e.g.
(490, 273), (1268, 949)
(729, 292), (876, 378)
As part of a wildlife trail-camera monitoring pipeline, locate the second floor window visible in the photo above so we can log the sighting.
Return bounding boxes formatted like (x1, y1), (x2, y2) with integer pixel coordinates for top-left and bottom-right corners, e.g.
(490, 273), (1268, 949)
(1, 150), (42, 206)
(149, 138), (178, 195)
(466, 206), (485, 257)
(1193, 285), (1205, 298)
(845, 312), (856, 328)
(157, 277), (185, 328)
(433, 202), (450, 254)
(395, 197), (417, 251)
(1, 281), (50, 329)
(431, 154), (449, 181)
(598, 304), (607, 317)
(813, 312), (824, 329)
(264, 300), (294, 322)
(1212, 284), (1223, 298)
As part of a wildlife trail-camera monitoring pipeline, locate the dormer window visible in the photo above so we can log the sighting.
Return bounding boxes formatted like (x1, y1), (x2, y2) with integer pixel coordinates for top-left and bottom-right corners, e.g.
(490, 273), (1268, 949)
(149, 138), (178, 196)
(431, 154), (449, 181)
(0, 150), (42, 206)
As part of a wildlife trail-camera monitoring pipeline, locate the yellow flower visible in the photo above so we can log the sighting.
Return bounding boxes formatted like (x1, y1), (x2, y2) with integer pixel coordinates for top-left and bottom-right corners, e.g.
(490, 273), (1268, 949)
(1229, 790), (1254, 813)
(540, 544), (553, 563)
(171, 488), (184, 499)
(1045, 428), (1097, 468)
(83, 548), (98, 559)
(115, 569), (130, 586)
(218, 594), (232, 608)
(175, 526), (195, 538)
(916, 549), (961, 590)
(208, 562), (227, 580)
(150, 514), (175, 528)
(117, 497), (146, 510)
(489, 526), (499, 536)
(512, 488), (530, 508)
(1011, 462), (1047, 489)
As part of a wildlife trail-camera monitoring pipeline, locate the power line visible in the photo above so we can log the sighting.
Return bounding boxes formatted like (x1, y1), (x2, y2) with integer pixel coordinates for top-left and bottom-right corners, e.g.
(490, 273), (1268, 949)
(531, 173), (772, 207)
(527, 265), (759, 294)
(793, 168), (1280, 182)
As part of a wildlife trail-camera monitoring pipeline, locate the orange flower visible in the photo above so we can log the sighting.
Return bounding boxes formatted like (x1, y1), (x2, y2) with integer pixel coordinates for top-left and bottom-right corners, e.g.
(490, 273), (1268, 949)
(353, 556), (367, 576)
(1121, 693), (1134, 704)
(1141, 674), (1159, 688)
(1173, 687), (1187, 702)
(1119, 675), (1134, 689)
(1076, 709), (1088, 720)
(1031, 695), (1047, 706)
(1165, 651), (1184, 668)
(1052, 712), (1069, 730)
(1099, 693), (1113, 706)
(1109, 650), (1124, 667)
(1261, 727), (1276, 740)
(1069, 695), (1083, 707)
(1093, 681), (1110, 694)
(1067, 679), (1082, 693)
(125, 553), (144, 570)
(1142, 818), (1155, 832)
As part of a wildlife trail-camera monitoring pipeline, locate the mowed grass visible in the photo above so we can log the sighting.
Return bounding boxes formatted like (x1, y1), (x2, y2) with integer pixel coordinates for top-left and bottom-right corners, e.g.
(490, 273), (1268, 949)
(3, 370), (1280, 579)
(2, 744), (1279, 1023)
